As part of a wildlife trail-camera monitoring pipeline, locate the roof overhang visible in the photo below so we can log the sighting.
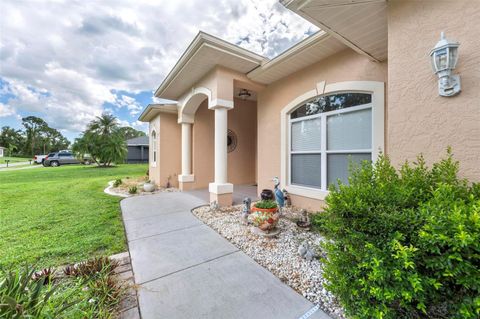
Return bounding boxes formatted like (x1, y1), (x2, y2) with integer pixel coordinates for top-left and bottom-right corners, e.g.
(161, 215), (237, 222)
(138, 104), (178, 122)
(282, 0), (387, 62)
(154, 32), (268, 101)
(247, 30), (347, 84)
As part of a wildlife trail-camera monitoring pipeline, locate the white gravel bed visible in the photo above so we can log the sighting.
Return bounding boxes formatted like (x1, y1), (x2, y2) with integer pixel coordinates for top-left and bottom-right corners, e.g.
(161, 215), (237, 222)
(104, 180), (179, 197)
(192, 205), (346, 319)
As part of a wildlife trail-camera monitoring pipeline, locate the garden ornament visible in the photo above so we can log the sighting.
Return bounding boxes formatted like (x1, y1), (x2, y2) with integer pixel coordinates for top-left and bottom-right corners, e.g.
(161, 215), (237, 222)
(283, 188), (291, 207)
(210, 200), (219, 212)
(298, 240), (316, 261)
(241, 197), (251, 224)
(272, 176), (285, 208)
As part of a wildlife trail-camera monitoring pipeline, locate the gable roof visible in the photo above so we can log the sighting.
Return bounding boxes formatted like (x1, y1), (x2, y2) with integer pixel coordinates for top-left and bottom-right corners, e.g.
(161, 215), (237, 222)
(154, 32), (268, 101)
(126, 136), (149, 146)
(247, 30), (346, 84)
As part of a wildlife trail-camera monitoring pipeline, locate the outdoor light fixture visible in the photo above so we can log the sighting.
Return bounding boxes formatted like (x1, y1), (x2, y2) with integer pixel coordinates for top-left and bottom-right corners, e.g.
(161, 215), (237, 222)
(238, 88), (251, 100)
(430, 32), (461, 97)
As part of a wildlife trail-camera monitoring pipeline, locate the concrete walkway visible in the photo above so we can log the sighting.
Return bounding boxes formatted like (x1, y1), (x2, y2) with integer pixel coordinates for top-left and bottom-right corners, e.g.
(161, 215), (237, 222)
(121, 192), (330, 319)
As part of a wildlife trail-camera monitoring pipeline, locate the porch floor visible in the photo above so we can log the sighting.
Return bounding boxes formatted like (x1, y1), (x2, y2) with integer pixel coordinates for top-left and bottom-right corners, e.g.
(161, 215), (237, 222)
(185, 183), (258, 205)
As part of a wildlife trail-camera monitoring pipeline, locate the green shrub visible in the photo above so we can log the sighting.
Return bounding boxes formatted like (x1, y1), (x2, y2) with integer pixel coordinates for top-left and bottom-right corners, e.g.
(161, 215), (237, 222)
(311, 213), (331, 236)
(128, 186), (137, 194)
(322, 149), (480, 319)
(0, 266), (75, 318)
(254, 200), (277, 209)
(113, 178), (122, 187)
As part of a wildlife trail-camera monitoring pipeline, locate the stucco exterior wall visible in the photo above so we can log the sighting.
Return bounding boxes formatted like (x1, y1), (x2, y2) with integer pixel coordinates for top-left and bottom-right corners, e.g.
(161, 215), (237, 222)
(388, 0), (480, 181)
(159, 113), (181, 188)
(149, 113), (181, 188)
(190, 98), (257, 189)
(192, 101), (214, 189)
(257, 48), (387, 208)
(228, 98), (257, 186)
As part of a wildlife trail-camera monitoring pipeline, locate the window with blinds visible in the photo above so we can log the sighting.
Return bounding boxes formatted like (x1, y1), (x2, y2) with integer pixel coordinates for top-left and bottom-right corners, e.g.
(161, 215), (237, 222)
(289, 93), (372, 189)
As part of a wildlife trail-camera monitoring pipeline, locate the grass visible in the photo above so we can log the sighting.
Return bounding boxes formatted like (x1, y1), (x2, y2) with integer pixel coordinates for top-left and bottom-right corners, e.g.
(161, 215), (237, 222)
(1, 156), (31, 163)
(0, 164), (147, 268)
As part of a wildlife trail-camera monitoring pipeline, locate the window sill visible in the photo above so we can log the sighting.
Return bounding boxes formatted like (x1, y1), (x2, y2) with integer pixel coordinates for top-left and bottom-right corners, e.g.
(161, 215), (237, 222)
(285, 185), (329, 201)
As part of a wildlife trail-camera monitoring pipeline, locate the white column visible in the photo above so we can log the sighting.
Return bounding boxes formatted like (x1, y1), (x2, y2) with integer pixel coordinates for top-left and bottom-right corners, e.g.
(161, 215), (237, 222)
(209, 105), (233, 195)
(178, 122), (194, 183)
(181, 123), (192, 176)
(214, 107), (228, 184)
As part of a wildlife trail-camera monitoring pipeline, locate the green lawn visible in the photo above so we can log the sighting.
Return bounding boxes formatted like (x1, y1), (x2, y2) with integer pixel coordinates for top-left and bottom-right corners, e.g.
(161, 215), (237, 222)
(1, 156), (31, 163)
(0, 164), (147, 268)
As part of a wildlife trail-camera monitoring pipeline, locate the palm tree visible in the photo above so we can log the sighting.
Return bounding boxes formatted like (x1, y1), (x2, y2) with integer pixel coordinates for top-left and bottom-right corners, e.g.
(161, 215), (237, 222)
(88, 113), (118, 135)
(73, 113), (127, 167)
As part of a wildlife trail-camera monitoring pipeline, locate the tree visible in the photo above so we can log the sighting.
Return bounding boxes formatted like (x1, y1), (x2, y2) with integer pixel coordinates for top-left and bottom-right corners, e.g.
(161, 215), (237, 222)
(118, 126), (146, 140)
(0, 126), (25, 156)
(72, 113), (127, 167)
(22, 116), (48, 156)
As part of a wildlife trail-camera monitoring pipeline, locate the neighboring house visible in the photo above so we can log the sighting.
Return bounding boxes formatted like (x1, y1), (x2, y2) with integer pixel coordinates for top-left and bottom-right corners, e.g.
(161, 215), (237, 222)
(0, 147), (4, 157)
(126, 136), (149, 163)
(139, 0), (480, 208)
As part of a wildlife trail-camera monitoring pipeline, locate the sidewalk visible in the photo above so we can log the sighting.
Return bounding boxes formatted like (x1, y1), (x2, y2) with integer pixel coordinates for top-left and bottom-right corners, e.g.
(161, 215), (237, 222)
(121, 191), (330, 319)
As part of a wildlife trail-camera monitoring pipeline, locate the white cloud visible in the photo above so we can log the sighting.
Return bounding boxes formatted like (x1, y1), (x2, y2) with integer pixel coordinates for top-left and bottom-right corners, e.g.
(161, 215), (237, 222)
(0, 102), (17, 118)
(0, 0), (316, 137)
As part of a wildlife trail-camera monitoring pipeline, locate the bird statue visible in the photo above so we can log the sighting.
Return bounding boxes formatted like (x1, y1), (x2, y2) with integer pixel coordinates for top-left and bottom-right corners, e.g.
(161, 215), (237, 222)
(272, 177), (285, 208)
(241, 197), (251, 224)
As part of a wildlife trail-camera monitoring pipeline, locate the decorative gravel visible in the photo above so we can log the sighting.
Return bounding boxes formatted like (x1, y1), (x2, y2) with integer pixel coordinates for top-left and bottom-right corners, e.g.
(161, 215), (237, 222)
(192, 205), (346, 319)
(104, 180), (179, 197)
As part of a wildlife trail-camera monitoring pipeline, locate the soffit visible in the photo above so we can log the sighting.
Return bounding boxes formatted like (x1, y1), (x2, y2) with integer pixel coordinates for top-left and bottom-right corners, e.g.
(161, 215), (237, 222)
(282, 0), (387, 62)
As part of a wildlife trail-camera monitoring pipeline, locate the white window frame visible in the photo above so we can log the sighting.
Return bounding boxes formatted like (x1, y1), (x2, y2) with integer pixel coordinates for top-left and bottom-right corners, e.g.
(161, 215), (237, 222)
(151, 129), (157, 168)
(280, 81), (384, 200)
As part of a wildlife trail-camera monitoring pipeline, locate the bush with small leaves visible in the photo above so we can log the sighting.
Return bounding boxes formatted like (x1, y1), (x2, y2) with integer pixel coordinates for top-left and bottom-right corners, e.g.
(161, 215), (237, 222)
(128, 186), (137, 194)
(322, 149), (480, 319)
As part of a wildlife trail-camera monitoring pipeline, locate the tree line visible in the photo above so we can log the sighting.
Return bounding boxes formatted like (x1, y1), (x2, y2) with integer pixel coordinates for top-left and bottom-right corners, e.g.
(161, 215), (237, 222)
(1, 115), (145, 159)
(0, 116), (70, 157)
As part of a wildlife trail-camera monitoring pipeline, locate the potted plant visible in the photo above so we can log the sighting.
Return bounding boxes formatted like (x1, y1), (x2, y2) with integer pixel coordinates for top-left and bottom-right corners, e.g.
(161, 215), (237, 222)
(250, 200), (279, 231)
(143, 180), (155, 192)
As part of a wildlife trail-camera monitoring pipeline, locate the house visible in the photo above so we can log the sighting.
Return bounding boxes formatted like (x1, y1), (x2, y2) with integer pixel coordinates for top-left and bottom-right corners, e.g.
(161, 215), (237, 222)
(0, 147), (5, 157)
(139, 0), (480, 208)
(126, 136), (149, 163)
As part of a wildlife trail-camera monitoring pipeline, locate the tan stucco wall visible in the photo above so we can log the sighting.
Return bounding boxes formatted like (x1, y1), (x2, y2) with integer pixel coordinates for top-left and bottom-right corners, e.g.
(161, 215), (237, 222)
(228, 98), (257, 186)
(388, 0), (480, 181)
(257, 48), (387, 208)
(190, 98), (257, 189)
(149, 113), (181, 188)
(159, 113), (181, 188)
(192, 101), (214, 189)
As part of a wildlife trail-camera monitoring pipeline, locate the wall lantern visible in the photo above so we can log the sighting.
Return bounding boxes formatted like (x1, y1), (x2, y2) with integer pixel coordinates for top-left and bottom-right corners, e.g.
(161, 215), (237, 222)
(430, 32), (461, 97)
(238, 88), (251, 100)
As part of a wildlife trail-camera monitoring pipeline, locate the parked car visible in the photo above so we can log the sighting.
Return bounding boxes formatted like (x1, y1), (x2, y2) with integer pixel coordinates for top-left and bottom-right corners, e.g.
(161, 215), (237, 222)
(43, 152), (91, 167)
(33, 154), (47, 164)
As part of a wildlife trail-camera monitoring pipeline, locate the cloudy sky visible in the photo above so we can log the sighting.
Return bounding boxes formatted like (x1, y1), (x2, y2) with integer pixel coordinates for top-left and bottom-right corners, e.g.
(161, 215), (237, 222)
(0, 0), (316, 141)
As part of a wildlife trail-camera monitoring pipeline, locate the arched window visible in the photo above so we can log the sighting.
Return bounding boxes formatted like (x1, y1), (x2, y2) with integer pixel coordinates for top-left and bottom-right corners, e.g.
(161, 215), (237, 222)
(281, 81), (384, 200)
(151, 130), (157, 166)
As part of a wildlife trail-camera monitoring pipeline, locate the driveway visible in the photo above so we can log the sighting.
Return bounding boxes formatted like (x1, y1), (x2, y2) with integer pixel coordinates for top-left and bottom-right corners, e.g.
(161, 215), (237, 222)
(121, 192), (330, 319)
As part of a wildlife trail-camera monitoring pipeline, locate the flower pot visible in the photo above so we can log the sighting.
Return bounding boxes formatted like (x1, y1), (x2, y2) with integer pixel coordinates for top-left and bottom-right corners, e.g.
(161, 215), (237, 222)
(143, 182), (155, 192)
(250, 204), (279, 231)
(260, 189), (274, 200)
